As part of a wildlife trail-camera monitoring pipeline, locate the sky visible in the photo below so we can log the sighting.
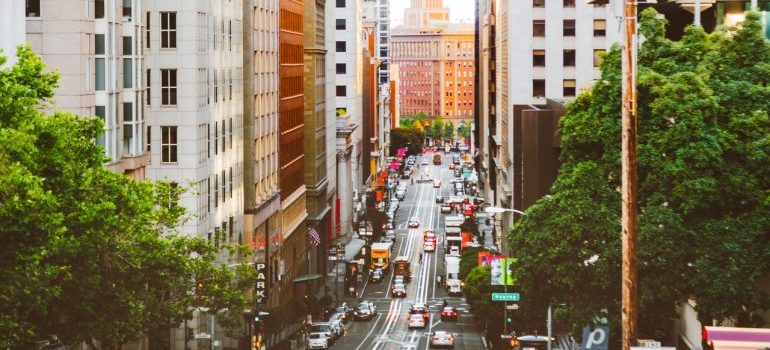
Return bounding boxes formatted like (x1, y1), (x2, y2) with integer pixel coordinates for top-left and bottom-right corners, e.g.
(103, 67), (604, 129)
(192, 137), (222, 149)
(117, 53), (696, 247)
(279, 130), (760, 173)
(389, 0), (475, 27)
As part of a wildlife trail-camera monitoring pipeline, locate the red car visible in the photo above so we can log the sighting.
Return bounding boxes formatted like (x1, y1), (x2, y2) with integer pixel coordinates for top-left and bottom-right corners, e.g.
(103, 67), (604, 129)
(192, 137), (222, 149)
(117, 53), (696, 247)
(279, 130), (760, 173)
(440, 307), (458, 321)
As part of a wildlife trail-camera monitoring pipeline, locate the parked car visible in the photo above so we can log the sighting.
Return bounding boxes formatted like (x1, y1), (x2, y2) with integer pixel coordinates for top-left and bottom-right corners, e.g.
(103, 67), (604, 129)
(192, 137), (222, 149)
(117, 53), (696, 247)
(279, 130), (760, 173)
(440, 307), (458, 321)
(429, 331), (456, 348)
(335, 304), (352, 323)
(307, 332), (329, 350)
(440, 203), (452, 214)
(408, 314), (426, 328)
(309, 323), (335, 344)
(327, 315), (345, 338)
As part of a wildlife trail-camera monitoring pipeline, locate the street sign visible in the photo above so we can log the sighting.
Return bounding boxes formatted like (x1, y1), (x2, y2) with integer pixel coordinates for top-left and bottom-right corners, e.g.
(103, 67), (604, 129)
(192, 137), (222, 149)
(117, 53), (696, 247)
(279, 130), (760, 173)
(254, 262), (268, 305)
(328, 246), (338, 261)
(491, 293), (520, 301)
(582, 326), (609, 350)
(506, 304), (519, 310)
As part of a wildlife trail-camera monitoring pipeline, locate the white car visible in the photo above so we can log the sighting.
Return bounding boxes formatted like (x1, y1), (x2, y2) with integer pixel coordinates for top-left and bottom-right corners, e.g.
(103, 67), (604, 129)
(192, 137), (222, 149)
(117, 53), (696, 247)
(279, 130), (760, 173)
(408, 313), (426, 328)
(307, 332), (329, 349)
(408, 218), (420, 228)
(433, 179), (442, 188)
(429, 331), (455, 348)
(328, 314), (345, 338)
(424, 240), (436, 252)
(309, 323), (334, 344)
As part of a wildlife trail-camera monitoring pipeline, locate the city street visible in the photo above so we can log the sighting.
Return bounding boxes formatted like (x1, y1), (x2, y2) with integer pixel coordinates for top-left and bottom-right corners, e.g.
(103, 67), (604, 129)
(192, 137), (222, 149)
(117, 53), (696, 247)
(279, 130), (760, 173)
(331, 152), (486, 350)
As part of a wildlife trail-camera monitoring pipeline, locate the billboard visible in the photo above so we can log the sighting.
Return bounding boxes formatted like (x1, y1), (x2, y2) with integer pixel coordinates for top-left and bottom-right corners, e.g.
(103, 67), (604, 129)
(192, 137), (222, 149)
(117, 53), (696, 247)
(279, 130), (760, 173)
(491, 256), (516, 286)
(478, 251), (492, 267)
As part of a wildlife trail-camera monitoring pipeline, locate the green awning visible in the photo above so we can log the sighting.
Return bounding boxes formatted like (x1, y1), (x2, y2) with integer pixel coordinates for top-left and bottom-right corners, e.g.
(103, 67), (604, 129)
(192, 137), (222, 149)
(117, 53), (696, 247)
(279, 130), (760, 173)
(292, 273), (323, 283)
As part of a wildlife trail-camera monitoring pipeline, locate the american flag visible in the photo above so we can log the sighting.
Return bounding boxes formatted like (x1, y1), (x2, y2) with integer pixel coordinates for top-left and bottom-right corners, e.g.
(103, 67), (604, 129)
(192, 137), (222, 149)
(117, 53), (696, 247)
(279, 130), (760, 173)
(308, 226), (321, 247)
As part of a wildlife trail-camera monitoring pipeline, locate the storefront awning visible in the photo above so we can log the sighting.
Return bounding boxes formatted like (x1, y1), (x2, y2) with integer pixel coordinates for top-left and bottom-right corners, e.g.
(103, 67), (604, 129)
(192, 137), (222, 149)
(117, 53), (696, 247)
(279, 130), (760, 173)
(344, 238), (367, 262)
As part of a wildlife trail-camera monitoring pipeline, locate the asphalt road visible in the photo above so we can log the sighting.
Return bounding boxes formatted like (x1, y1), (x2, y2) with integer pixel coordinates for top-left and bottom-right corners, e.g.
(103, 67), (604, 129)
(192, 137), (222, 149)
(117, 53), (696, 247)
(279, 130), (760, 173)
(330, 152), (486, 350)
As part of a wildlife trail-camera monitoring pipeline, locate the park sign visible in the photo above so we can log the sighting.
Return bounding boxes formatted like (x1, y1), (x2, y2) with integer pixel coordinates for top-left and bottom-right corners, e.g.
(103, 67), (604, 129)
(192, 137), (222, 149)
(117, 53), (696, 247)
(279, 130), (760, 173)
(255, 262), (268, 305)
(491, 292), (520, 301)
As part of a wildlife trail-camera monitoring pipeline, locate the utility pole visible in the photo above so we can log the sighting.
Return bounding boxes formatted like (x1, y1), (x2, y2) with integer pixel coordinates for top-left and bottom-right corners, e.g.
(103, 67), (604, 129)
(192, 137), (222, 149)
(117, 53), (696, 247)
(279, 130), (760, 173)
(621, 0), (639, 350)
(694, 0), (701, 26)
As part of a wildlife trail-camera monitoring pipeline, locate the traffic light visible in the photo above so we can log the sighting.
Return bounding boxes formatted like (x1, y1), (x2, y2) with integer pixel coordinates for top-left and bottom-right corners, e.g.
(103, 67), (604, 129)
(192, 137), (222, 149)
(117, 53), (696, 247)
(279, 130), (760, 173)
(506, 310), (514, 326)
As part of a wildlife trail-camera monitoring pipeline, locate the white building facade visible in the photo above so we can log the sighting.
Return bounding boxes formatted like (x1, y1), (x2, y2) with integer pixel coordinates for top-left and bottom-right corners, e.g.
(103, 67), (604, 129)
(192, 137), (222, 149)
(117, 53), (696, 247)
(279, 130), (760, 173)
(144, 0), (244, 243)
(327, 0), (363, 237)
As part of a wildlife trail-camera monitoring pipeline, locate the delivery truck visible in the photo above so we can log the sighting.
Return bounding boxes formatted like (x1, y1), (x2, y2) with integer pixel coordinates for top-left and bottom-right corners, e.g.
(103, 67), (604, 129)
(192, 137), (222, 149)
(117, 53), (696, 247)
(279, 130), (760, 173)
(393, 256), (411, 282)
(371, 242), (392, 271)
(444, 256), (462, 296)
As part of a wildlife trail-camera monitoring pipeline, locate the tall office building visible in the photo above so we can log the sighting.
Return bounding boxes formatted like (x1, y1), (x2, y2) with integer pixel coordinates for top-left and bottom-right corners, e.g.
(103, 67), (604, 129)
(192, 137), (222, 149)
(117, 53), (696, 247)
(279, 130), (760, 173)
(363, 0), (391, 85)
(243, 0), (282, 309)
(302, 0), (331, 286)
(404, 0), (450, 27)
(327, 0), (363, 239)
(277, 0), (311, 304)
(23, 0), (150, 180)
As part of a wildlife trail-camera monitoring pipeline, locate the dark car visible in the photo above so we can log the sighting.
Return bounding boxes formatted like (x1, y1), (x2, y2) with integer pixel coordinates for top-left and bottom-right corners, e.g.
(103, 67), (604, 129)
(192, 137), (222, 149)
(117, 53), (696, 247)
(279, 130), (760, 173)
(439, 306), (458, 321)
(369, 269), (384, 283)
(352, 304), (374, 321)
(335, 305), (352, 323)
(436, 195), (444, 203)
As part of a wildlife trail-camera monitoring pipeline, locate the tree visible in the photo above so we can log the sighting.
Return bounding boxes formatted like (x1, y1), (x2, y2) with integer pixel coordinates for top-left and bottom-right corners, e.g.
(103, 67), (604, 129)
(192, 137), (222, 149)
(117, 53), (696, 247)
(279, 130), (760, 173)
(463, 266), (505, 340)
(0, 47), (253, 349)
(443, 122), (455, 140)
(459, 247), (490, 280)
(389, 127), (424, 156)
(457, 121), (471, 140)
(508, 10), (770, 343)
(431, 119), (444, 142)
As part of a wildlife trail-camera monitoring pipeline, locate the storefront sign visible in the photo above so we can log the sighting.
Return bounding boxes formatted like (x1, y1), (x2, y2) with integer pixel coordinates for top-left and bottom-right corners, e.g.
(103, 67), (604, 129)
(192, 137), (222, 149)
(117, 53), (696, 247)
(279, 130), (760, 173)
(255, 262), (268, 305)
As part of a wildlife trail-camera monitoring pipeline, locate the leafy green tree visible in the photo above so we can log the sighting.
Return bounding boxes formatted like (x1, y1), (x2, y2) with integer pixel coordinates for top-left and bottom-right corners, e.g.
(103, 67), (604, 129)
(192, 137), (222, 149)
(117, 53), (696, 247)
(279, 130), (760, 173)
(0, 47), (253, 349)
(389, 127), (424, 156)
(443, 122), (455, 140)
(508, 10), (770, 342)
(459, 247), (490, 280)
(463, 266), (506, 340)
(431, 119), (444, 142)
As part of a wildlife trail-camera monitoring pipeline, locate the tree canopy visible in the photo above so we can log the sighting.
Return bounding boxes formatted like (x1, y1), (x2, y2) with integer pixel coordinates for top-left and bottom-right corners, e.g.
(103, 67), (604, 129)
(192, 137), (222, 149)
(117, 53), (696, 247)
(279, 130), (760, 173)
(507, 10), (770, 341)
(389, 127), (425, 156)
(0, 47), (253, 349)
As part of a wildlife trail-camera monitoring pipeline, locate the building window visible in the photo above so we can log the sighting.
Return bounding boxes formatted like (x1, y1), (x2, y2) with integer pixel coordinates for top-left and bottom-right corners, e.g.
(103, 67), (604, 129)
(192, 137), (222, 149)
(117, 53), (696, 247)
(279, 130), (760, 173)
(146, 12), (151, 49)
(207, 123), (211, 158)
(563, 49), (576, 67)
(146, 126), (151, 152)
(533, 79), (545, 98)
(95, 34), (105, 55)
(160, 126), (178, 163)
(122, 102), (134, 155)
(214, 121), (218, 155)
(221, 170), (226, 203)
(160, 12), (177, 49)
(563, 0), (575, 7)
(594, 19), (606, 37)
(229, 167), (233, 198)
(221, 119), (226, 153)
(533, 0), (545, 7)
(95, 0), (104, 18)
(533, 50), (545, 67)
(336, 41), (346, 52)
(533, 20), (546, 37)
(563, 20), (576, 37)
(146, 69), (151, 105)
(563, 79), (576, 97)
(26, 0), (40, 17)
(95, 106), (106, 148)
(336, 85), (347, 97)
(122, 0), (132, 17)
(336, 0), (345, 8)
(161, 69), (177, 106)
(336, 63), (346, 74)
(228, 118), (233, 149)
(124, 58), (133, 88)
(95, 58), (105, 91)
(336, 19), (346, 30)
(207, 178), (211, 212)
(214, 176), (218, 208)
(594, 49), (604, 67)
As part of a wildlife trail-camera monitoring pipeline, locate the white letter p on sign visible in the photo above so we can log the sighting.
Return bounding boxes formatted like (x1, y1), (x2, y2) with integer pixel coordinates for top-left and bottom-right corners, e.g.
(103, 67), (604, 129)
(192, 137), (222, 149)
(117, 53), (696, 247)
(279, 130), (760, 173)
(585, 328), (607, 349)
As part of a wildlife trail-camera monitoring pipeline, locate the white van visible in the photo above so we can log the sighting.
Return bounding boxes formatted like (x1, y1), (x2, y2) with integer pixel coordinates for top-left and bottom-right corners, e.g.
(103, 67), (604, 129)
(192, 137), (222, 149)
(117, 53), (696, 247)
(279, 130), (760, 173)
(446, 279), (462, 296)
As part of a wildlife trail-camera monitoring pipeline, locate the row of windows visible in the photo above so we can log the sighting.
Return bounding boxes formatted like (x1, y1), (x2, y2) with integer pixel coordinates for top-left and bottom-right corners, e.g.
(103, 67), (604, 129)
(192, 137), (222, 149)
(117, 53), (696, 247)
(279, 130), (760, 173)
(279, 9), (302, 33)
(279, 43), (304, 64)
(532, 49), (605, 67)
(533, 19), (606, 37)
(150, 119), (236, 165)
(533, 0), (605, 7)
(532, 79), (577, 98)
(279, 76), (303, 98)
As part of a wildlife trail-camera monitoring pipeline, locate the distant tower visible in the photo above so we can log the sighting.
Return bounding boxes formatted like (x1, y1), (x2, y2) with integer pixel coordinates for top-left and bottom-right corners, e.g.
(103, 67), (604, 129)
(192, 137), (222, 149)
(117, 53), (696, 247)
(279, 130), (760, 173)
(404, 0), (449, 28)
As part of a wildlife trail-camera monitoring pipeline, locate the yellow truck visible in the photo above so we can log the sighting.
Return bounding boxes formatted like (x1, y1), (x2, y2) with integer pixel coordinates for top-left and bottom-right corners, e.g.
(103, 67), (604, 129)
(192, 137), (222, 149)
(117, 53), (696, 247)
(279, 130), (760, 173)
(371, 242), (393, 271)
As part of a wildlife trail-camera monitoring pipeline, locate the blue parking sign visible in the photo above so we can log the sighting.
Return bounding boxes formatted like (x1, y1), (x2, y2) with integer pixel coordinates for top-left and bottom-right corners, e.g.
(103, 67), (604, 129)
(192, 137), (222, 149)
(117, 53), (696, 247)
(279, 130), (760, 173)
(582, 325), (609, 350)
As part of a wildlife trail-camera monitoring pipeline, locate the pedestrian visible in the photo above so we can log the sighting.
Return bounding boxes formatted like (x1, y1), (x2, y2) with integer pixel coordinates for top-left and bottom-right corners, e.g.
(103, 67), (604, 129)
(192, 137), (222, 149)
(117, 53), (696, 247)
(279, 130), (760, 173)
(443, 299), (448, 308)
(419, 253), (423, 262)
(436, 275), (442, 286)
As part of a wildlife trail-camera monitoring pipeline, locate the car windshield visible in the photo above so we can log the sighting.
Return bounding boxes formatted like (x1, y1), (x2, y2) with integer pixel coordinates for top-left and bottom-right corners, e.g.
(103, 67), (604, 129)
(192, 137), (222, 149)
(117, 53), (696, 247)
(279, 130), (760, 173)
(443, 307), (454, 312)
(336, 307), (347, 313)
(394, 284), (405, 289)
(310, 325), (330, 333)
(310, 333), (324, 339)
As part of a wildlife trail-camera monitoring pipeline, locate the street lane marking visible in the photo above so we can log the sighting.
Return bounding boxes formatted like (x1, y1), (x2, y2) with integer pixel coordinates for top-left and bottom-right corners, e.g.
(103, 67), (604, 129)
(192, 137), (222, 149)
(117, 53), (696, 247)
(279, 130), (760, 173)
(353, 313), (384, 350)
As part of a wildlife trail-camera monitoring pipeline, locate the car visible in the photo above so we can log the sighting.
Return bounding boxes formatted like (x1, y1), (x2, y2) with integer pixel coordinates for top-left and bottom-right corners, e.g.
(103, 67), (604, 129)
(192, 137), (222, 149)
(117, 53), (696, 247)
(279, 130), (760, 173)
(440, 203), (452, 214)
(327, 315), (345, 338)
(309, 323), (335, 344)
(448, 163), (455, 170)
(433, 179), (442, 188)
(307, 332), (329, 349)
(359, 300), (378, 315)
(409, 303), (430, 321)
(335, 305), (352, 323)
(408, 218), (420, 228)
(393, 275), (406, 285)
(370, 268), (384, 283)
(436, 195), (444, 203)
(352, 304), (374, 321)
(453, 169), (461, 177)
(440, 307), (458, 321)
(418, 173), (432, 183)
(408, 314), (426, 328)
(391, 283), (407, 298)
(424, 240), (436, 252)
(429, 331), (456, 348)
